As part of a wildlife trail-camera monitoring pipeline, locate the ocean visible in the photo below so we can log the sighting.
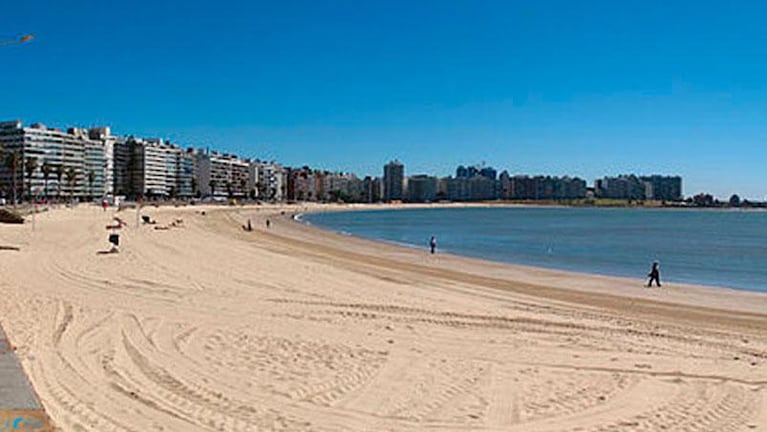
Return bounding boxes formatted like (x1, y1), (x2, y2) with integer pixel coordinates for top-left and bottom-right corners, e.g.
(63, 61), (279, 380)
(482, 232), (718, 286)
(301, 206), (767, 293)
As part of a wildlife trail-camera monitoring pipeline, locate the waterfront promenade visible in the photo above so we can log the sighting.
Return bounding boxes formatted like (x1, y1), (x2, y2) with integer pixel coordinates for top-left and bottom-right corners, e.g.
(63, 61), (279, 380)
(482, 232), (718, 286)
(0, 323), (53, 430)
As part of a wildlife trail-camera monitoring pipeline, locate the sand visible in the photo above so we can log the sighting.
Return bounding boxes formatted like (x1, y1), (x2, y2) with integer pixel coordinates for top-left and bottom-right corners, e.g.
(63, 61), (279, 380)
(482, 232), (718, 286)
(1, 203), (766, 431)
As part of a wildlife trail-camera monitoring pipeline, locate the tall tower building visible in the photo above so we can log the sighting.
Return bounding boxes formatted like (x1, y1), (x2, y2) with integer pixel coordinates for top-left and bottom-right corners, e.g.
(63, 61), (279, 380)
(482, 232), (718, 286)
(383, 159), (404, 201)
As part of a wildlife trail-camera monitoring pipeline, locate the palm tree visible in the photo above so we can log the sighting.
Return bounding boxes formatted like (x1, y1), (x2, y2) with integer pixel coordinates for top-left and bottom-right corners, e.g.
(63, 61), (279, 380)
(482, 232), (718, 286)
(191, 177), (198, 197)
(208, 179), (216, 197)
(87, 170), (95, 201)
(65, 167), (77, 203)
(42, 161), (52, 200)
(55, 164), (64, 201)
(4, 150), (21, 206)
(225, 180), (233, 199)
(24, 157), (38, 201)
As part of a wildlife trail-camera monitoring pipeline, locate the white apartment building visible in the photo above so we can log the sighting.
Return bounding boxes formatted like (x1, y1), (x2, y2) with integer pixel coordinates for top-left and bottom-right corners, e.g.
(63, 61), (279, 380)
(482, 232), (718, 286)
(114, 137), (191, 198)
(249, 161), (284, 201)
(0, 120), (110, 200)
(195, 150), (251, 197)
(87, 127), (116, 197)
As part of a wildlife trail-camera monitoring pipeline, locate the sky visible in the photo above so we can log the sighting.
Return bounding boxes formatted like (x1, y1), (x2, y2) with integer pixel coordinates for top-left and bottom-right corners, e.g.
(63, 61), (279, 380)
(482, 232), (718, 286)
(2, 0), (767, 199)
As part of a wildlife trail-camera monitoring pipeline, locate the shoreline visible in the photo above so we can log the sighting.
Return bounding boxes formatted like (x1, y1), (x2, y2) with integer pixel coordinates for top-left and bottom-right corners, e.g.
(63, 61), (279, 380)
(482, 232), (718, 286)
(292, 203), (767, 301)
(233, 204), (767, 325)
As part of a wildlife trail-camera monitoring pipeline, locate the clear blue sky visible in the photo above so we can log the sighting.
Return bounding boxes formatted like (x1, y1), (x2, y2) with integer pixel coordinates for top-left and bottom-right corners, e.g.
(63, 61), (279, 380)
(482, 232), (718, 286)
(2, 0), (766, 199)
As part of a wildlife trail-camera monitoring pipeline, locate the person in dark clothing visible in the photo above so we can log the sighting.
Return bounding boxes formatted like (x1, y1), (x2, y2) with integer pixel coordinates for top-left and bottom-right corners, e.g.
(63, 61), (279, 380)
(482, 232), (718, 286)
(647, 261), (661, 287)
(429, 236), (437, 254)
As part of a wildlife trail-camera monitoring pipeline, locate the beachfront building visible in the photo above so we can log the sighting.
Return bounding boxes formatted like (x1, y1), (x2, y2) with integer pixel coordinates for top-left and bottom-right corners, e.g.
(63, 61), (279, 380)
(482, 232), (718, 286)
(594, 175), (646, 200)
(290, 168), (317, 201)
(443, 175), (497, 201)
(87, 127), (117, 198)
(506, 175), (587, 200)
(114, 137), (183, 198)
(249, 160), (285, 201)
(499, 171), (512, 199)
(383, 159), (404, 201)
(640, 175), (683, 201)
(175, 149), (196, 197)
(285, 166), (351, 202)
(594, 174), (681, 201)
(441, 163), (500, 202)
(0, 120), (111, 201)
(407, 175), (438, 202)
(284, 167), (298, 201)
(361, 176), (382, 203)
(194, 150), (250, 198)
(594, 175), (683, 201)
(319, 172), (363, 202)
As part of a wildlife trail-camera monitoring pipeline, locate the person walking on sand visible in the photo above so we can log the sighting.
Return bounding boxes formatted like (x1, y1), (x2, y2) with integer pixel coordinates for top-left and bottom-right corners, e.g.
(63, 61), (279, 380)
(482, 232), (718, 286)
(266, 219), (271, 229)
(429, 235), (437, 254)
(647, 261), (661, 287)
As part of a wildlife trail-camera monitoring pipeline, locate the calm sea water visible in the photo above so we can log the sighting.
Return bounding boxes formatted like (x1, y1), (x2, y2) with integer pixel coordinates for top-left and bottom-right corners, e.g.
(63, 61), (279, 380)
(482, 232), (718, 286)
(302, 207), (767, 292)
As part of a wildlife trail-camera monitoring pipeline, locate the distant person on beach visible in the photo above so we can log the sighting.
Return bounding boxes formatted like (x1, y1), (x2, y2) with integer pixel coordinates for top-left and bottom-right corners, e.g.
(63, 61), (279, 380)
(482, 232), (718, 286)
(266, 219), (271, 229)
(429, 236), (437, 254)
(101, 199), (108, 212)
(647, 261), (661, 287)
(243, 219), (253, 232)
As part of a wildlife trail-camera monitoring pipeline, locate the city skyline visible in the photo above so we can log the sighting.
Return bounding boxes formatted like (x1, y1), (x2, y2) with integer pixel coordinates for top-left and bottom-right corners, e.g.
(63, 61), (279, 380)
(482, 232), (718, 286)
(3, 1), (767, 199)
(0, 117), (705, 204)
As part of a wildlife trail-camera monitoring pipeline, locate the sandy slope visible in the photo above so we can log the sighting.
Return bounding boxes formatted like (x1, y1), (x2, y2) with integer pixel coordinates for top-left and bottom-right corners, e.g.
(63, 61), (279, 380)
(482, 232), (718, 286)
(1, 204), (766, 431)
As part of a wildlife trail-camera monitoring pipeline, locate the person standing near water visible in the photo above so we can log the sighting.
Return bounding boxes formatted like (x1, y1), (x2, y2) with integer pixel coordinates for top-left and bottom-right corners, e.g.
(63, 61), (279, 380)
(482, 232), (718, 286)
(429, 236), (437, 254)
(647, 261), (661, 287)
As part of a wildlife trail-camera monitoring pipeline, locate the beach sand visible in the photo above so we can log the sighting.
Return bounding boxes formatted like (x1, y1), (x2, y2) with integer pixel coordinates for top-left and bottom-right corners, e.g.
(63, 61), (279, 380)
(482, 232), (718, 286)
(1, 203), (766, 431)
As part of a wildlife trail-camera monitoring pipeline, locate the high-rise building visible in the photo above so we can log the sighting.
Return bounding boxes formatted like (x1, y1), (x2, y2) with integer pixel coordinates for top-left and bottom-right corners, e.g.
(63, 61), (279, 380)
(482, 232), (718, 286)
(594, 175), (681, 201)
(291, 167), (317, 201)
(456, 164), (496, 180)
(0, 120), (110, 201)
(640, 175), (682, 201)
(193, 150), (250, 198)
(87, 127), (116, 198)
(114, 137), (182, 198)
(505, 175), (586, 200)
(444, 176), (497, 201)
(249, 161), (285, 200)
(407, 175), (438, 202)
(383, 159), (404, 201)
(318, 171), (363, 202)
(175, 149), (196, 197)
(499, 171), (512, 199)
(594, 175), (645, 200)
(479, 166), (497, 180)
(361, 176), (381, 203)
